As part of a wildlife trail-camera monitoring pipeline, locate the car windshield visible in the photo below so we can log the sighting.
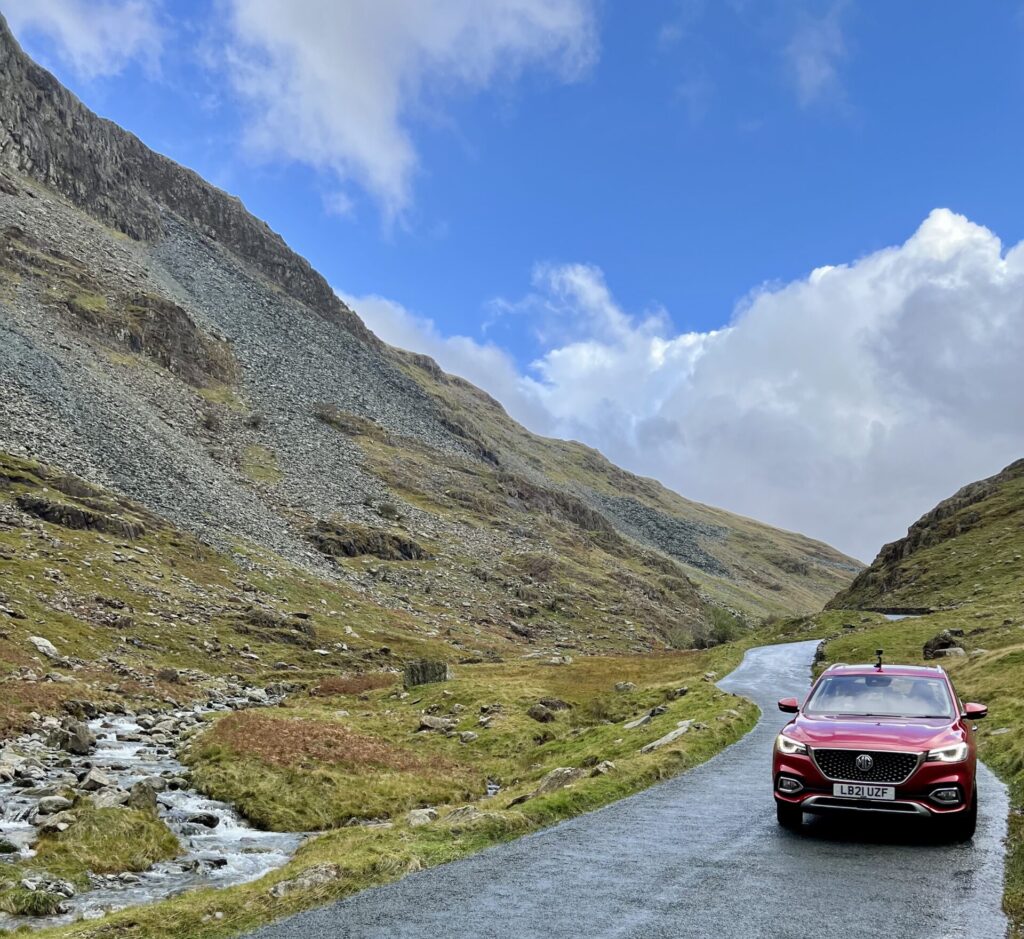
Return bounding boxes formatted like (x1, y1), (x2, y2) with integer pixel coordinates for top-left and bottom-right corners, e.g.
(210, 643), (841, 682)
(804, 674), (954, 718)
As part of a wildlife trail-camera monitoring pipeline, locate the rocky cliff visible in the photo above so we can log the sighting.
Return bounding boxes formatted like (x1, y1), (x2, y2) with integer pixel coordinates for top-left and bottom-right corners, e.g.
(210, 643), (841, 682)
(828, 458), (1024, 611)
(0, 16), (370, 343)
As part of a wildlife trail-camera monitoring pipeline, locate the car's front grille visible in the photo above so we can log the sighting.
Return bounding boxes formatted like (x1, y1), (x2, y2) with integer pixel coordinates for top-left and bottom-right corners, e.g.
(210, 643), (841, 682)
(811, 748), (920, 784)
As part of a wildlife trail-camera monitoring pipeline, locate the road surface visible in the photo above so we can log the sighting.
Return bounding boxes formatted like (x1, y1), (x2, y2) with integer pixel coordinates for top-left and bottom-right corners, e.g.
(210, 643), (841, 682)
(248, 640), (1009, 939)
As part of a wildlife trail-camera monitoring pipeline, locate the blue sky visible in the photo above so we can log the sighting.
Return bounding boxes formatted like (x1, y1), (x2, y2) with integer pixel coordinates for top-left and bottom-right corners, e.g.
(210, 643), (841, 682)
(7, 1), (1024, 559)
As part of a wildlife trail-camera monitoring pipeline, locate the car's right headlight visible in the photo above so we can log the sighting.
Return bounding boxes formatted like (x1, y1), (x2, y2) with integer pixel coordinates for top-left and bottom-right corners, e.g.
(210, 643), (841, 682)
(926, 742), (969, 763)
(776, 733), (807, 756)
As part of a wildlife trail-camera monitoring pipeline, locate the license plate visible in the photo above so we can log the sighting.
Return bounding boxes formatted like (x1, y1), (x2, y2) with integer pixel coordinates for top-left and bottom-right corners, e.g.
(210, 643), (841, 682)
(834, 783), (895, 800)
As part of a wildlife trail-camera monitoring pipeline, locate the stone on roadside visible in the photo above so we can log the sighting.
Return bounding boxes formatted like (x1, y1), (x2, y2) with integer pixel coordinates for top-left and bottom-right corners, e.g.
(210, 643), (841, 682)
(509, 767), (582, 806)
(407, 808), (438, 827)
(639, 720), (694, 754)
(268, 864), (342, 899)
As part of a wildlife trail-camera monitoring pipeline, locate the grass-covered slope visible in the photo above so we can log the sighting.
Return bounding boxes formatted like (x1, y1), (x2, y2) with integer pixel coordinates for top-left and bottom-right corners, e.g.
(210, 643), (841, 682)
(815, 458), (1024, 935)
(0, 453), (758, 939)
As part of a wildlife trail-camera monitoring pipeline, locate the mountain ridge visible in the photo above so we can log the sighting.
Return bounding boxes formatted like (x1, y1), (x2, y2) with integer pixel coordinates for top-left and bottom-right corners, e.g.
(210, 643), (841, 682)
(0, 14), (859, 658)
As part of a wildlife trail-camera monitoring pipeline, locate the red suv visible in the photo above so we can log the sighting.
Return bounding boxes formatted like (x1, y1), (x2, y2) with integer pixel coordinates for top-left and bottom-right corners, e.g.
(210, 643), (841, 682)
(773, 657), (987, 839)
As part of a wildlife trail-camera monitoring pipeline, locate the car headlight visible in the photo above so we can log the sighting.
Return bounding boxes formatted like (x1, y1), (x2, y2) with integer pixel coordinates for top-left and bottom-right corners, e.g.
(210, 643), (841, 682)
(776, 733), (807, 756)
(926, 742), (969, 763)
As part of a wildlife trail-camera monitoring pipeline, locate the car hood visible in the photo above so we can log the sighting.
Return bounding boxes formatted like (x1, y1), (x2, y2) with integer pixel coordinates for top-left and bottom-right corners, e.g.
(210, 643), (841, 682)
(786, 714), (961, 752)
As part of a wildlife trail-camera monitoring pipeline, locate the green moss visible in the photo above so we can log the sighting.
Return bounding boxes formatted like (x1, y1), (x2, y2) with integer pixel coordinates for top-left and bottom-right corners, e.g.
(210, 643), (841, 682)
(240, 445), (282, 485)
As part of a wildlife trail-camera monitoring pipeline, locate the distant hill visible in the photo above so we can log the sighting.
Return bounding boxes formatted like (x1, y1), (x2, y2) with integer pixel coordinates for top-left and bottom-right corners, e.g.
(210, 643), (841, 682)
(0, 14), (858, 661)
(828, 458), (1024, 613)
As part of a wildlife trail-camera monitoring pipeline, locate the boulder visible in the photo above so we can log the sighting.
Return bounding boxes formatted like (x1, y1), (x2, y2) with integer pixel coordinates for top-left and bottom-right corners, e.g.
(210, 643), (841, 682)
(623, 714), (652, 730)
(508, 767), (587, 807)
(125, 780), (159, 812)
(50, 718), (96, 755)
(459, 731), (478, 744)
(591, 760), (616, 776)
(407, 808), (438, 827)
(404, 660), (450, 688)
(668, 687), (689, 699)
(38, 810), (75, 834)
(923, 631), (964, 660)
(417, 715), (457, 733)
(614, 681), (636, 693)
(269, 864), (342, 899)
(639, 720), (694, 754)
(36, 796), (73, 816)
(28, 636), (61, 660)
(527, 704), (555, 723)
(444, 805), (505, 832)
(79, 768), (115, 791)
(539, 697), (571, 711)
(934, 647), (967, 658)
(187, 812), (220, 828)
(91, 788), (129, 809)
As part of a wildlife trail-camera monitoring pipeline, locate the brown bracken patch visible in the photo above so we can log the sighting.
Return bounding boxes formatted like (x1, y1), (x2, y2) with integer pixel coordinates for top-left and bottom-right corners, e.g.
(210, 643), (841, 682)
(207, 712), (449, 772)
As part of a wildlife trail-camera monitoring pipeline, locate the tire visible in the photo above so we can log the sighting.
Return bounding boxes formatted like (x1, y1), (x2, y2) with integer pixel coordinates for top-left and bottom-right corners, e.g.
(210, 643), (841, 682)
(776, 800), (803, 831)
(948, 791), (978, 842)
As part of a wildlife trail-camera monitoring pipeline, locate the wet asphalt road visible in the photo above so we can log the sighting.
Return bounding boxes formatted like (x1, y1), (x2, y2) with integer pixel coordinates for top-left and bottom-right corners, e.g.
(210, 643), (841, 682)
(247, 640), (1009, 939)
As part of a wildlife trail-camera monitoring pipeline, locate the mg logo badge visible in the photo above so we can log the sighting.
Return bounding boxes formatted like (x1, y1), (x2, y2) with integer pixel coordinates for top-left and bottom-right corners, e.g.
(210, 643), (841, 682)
(855, 754), (874, 772)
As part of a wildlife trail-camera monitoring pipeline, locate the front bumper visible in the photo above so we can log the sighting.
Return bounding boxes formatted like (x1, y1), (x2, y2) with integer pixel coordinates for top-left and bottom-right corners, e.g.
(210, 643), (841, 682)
(773, 750), (974, 817)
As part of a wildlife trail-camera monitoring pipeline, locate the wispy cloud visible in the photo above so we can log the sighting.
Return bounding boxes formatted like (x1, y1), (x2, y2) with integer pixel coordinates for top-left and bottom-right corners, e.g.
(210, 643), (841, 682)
(784, 2), (849, 106)
(5, 0), (163, 79)
(217, 0), (599, 222)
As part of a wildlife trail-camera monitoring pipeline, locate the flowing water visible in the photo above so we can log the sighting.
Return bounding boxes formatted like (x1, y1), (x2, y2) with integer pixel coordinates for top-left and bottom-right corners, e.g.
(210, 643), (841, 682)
(0, 697), (306, 928)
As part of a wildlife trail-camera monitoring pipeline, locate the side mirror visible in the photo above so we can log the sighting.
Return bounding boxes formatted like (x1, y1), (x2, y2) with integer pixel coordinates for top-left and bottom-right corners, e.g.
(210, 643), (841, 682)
(963, 703), (988, 720)
(778, 697), (800, 714)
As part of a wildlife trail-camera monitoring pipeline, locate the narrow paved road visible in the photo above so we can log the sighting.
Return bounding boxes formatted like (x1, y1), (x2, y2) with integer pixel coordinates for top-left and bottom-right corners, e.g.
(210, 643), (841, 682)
(249, 641), (1009, 939)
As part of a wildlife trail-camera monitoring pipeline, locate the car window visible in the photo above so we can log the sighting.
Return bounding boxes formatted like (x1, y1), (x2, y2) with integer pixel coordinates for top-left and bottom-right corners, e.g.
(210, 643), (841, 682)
(804, 674), (954, 718)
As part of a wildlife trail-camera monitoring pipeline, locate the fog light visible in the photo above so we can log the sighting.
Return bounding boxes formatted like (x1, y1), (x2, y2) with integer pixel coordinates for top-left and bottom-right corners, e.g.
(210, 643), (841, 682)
(931, 787), (962, 805)
(777, 776), (803, 793)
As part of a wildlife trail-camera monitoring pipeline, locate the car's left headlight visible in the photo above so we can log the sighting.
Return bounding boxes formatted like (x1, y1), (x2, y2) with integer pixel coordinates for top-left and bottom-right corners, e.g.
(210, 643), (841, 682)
(926, 742), (969, 763)
(776, 733), (807, 756)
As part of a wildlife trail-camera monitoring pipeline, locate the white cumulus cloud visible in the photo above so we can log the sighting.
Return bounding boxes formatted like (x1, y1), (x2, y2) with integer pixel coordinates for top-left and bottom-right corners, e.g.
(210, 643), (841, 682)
(346, 209), (1024, 562)
(4, 0), (162, 79)
(220, 0), (598, 219)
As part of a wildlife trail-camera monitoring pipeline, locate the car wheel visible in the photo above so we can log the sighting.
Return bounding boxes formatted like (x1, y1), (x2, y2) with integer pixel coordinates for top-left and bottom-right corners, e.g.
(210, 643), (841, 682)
(776, 800), (803, 831)
(948, 791), (978, 842)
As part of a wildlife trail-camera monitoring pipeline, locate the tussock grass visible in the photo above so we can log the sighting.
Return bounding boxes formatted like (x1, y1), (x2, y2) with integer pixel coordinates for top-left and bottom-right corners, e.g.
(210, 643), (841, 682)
(34, 807), (181, 878)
